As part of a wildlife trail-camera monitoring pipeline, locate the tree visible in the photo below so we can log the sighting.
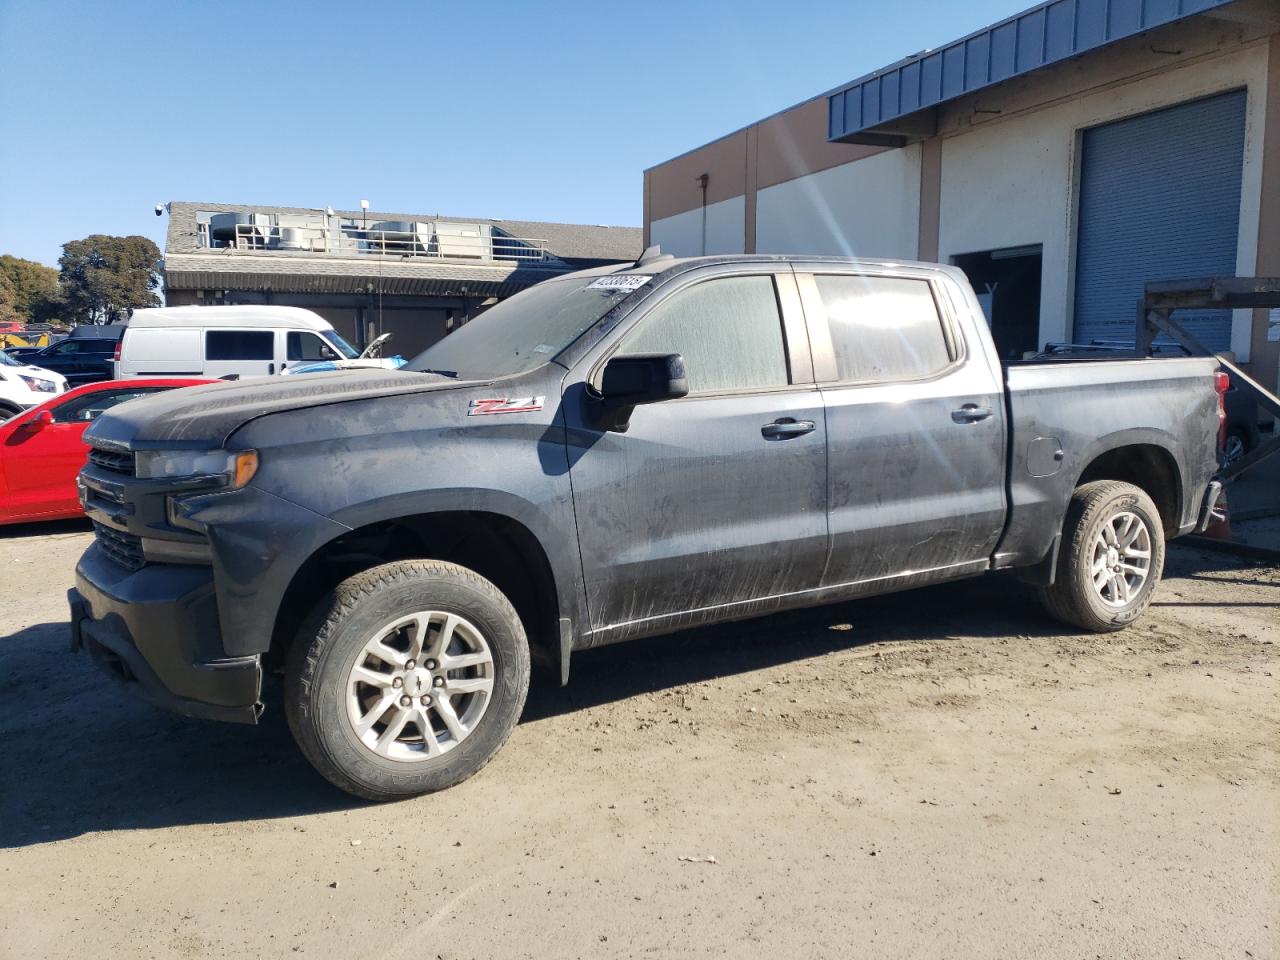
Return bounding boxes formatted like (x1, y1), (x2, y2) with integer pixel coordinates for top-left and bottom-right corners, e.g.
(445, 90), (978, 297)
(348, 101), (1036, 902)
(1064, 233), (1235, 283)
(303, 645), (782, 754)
(0, 271), (21, 326)
(0, 255), (61, 324)
(58, 235), (161, 325)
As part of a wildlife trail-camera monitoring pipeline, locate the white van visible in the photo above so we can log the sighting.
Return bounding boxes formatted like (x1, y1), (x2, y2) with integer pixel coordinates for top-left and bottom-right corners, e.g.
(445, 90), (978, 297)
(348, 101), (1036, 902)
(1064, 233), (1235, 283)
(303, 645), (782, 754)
(115, 306), (365, 380)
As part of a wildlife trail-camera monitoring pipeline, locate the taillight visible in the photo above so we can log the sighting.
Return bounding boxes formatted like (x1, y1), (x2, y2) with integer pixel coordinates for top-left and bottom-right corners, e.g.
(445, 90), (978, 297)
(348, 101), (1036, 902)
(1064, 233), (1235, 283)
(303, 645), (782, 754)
(1214, 370), (1229, 449)
(112, 340), (122, 362)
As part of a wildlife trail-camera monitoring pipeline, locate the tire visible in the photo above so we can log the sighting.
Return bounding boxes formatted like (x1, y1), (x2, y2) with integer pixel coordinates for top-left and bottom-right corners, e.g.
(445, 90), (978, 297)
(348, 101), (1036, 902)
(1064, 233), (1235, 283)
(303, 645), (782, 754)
(1037, 480), (1166, 633)
(285, 560), (530, 801)
(0, 403), (21, 422)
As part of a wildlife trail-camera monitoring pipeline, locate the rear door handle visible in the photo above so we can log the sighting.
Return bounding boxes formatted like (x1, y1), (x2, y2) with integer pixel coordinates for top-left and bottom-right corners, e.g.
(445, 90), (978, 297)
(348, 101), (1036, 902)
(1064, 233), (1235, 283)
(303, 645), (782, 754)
(761, 418), (816, 439)
(951, 404), (993, 424)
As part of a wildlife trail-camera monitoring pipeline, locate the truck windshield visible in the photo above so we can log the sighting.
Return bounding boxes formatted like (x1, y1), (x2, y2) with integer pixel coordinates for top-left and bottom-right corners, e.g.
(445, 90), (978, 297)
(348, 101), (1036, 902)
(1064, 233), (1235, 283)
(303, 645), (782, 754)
(404, 276), (644, 379)
(323, 331), (360, 359)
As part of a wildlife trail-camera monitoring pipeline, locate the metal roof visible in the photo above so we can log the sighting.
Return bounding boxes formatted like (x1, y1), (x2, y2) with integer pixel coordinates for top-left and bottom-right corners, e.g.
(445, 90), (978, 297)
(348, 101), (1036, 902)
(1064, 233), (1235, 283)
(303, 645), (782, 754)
(827, 0), (1237, 144)
(162, 251), (567, 300)
(165, 202), (642, 264)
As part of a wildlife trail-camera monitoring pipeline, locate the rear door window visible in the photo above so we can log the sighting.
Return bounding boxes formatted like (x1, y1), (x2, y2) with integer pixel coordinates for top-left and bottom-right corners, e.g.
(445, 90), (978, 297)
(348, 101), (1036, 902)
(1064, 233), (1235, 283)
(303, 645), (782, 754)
(621, 275), (790, 394)
(814, 275), (953, 383)
(206, 330), (274, 361)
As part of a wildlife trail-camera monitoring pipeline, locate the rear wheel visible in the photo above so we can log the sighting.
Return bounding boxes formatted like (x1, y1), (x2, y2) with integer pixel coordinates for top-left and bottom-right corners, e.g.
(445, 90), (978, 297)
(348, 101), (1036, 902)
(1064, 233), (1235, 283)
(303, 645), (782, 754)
(0, 403), (21, 422)
(1037, 480), (1165, 632)
(285, 560), (530, 801)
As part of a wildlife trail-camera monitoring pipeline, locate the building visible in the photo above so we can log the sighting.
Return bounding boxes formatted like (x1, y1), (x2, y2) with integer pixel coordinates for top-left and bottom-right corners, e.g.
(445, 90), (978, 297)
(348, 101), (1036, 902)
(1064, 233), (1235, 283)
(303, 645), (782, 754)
(643, 0), (1280, 387)
(162, 201), (641, 357)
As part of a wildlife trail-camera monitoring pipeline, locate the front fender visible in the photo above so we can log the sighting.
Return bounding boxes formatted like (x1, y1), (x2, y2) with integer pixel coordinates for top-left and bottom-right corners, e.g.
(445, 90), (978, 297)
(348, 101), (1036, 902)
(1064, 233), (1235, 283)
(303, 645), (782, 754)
(328, 486), (586, 640)
(177, 486), (351, 657)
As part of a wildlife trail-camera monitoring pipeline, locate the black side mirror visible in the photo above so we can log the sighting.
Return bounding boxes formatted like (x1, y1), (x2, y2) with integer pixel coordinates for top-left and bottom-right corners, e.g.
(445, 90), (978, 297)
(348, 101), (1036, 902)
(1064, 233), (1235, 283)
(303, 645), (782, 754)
(593, 353), (688, 431)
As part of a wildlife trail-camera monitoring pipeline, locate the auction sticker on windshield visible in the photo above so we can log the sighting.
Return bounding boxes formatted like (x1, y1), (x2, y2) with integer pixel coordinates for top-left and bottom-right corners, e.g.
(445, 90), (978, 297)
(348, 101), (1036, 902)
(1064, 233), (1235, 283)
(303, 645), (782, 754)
(587, 275), (651, 291)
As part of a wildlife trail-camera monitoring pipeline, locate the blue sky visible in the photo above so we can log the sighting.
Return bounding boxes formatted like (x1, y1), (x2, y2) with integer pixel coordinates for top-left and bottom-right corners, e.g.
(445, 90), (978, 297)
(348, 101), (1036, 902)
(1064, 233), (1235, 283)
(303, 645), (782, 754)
(0, 0), (1028, 267)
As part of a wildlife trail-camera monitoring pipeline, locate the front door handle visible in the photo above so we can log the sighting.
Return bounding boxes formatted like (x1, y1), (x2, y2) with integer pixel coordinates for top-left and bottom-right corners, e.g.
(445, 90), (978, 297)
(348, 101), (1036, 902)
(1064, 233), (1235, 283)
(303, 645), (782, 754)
(761, 418), (816, 440)
(952, 404), (993, 424)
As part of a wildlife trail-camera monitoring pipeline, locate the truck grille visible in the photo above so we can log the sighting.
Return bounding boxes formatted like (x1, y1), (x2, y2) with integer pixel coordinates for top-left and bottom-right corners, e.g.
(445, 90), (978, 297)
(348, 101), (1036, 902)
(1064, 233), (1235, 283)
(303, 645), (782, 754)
(88, 447), (136, 477)
(93, 521), (146, 572)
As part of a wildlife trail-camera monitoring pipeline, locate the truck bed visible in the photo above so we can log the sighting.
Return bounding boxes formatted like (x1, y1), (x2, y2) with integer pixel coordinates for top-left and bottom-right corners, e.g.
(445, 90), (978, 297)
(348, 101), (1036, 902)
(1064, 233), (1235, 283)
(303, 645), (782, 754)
(994, 355), (1222, 570)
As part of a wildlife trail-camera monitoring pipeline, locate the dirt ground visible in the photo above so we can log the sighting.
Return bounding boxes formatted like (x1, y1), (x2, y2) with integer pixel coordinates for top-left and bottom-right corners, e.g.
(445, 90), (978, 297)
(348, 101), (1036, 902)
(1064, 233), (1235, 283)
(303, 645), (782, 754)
(1, 521), (1277, 960)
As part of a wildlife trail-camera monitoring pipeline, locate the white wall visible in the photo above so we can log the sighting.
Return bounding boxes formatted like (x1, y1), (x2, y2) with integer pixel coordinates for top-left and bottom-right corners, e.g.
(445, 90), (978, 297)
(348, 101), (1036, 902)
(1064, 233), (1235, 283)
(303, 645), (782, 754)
(754, 146), (922, 260)
(938, 42), (1270, 358)
(649, 195), (745, 257)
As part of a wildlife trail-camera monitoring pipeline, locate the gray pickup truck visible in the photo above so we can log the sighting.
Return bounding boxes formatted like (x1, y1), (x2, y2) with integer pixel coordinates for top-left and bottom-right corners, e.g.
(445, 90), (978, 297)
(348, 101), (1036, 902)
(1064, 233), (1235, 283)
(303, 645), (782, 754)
(69, 253), (1225, 800)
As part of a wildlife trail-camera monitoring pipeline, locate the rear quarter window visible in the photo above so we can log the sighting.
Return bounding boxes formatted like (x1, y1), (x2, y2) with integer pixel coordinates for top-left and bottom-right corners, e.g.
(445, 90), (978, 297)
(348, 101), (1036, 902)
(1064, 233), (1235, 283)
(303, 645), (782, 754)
(125, 328), (201, 362)
(815, 275), (954, 383)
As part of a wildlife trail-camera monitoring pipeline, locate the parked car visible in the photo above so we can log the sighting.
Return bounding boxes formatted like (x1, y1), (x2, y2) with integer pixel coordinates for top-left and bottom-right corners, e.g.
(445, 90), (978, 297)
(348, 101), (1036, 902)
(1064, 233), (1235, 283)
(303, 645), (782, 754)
(0, 378), (212, 524)
(70, 254), (1224, 801)
(13, 336), (118, 385)
(0, 349), (67, 419)
(2, 346), (43, 360)
(115, 305), (365, 380)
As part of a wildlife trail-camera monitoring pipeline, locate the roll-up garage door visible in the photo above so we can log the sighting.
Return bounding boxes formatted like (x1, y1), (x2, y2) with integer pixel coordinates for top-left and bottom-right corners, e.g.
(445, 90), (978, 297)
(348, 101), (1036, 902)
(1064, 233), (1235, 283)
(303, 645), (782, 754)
(1074, 90), (1247, 351)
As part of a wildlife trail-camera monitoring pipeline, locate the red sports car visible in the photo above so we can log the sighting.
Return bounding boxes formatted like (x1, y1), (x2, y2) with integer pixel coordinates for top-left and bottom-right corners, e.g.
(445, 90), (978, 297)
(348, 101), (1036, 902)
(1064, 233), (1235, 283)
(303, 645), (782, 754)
(0, 378), (213, 525)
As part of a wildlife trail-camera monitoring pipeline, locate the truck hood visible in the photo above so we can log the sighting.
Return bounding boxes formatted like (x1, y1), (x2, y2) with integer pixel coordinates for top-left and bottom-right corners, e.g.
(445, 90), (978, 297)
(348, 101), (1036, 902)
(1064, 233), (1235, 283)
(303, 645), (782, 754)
(86, 369), (467, 449)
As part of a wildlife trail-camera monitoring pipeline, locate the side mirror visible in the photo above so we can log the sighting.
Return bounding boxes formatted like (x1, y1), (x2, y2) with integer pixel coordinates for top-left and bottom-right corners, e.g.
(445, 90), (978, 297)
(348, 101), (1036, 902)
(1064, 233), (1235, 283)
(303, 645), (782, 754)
(16, 410), (53, 435)
(593, 353), (688, 431)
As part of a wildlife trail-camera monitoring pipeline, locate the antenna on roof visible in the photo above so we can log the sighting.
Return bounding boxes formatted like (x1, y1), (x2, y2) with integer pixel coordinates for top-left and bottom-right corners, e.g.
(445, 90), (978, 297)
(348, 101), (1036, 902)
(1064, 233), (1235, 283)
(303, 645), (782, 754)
(636, 244), (670, 267)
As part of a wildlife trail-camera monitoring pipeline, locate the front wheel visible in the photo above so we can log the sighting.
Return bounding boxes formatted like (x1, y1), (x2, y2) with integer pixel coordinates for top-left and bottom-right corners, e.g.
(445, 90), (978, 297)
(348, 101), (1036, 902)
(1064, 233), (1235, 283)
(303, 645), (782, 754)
(285, 560), (530, 801)
(1037, 480), (1165, 632)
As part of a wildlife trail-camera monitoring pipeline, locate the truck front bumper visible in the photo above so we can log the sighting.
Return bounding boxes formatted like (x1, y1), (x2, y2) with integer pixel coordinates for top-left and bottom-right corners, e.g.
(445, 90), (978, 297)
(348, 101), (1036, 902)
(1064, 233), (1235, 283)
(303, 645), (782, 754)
(69, 543), (262, 724)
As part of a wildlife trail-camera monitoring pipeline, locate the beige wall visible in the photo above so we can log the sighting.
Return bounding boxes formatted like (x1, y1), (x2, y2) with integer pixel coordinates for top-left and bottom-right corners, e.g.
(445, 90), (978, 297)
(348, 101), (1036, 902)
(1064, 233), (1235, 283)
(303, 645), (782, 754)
(644, 11), (1279, 372)
(650, 195), (746, 256)
(643, 96), (885, 254)
(646, 130), (748, 226)
(754, 147), (922, 259)
(934, 32), (1270, 355)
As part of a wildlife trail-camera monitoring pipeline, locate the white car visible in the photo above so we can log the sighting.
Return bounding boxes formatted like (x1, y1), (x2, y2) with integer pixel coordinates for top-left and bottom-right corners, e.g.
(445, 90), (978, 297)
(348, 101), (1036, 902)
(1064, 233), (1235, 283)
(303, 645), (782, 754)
(0, 350), (68, 419)
(115, 305), (366, 380)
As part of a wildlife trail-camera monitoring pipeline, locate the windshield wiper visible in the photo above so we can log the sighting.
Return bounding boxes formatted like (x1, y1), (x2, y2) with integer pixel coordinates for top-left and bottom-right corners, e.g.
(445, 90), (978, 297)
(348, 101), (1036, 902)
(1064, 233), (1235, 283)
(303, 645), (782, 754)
(417, 368), (459, 379)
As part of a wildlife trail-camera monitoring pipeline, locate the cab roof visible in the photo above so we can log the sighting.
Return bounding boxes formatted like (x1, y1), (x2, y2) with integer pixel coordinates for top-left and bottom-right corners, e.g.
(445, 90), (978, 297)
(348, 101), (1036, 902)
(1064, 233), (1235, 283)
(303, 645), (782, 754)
(127, 305), (331, 331)
(559, 251), (954, 285)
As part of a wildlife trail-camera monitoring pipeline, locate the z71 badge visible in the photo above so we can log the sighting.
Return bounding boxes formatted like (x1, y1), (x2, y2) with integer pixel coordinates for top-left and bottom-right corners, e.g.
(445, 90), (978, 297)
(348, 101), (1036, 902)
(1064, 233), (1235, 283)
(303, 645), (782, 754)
(468, 396), (545, 416)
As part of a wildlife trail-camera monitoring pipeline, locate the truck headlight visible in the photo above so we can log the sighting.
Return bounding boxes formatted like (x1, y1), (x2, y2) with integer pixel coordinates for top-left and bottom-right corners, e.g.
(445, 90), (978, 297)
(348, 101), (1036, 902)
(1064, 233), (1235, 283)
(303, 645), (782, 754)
(18, 375), (58, 393)
(135, 449), (259, 488)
